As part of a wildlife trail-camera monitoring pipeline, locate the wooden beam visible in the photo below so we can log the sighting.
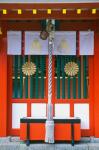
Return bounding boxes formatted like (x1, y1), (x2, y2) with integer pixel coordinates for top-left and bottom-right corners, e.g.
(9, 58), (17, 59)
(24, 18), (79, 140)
(0, 10), (99, 20)
(0, 3), (99, 9)
(0, 20), (97, 31)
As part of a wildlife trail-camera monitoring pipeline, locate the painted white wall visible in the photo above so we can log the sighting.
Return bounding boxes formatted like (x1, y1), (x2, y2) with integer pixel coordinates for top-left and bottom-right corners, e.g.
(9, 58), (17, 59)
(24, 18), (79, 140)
(74, 104), (89, 129)
(31, 103), (46, 118)
(55, 104), (70, 119)
(12, 103), (27, 128)
(0, 0), (98, 3)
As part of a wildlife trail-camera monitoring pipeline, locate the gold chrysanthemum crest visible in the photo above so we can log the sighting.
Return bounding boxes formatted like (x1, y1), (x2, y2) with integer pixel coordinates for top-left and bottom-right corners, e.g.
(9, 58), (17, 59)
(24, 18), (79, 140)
(64, 61), (79, 77)
(22, 62), (36, 76)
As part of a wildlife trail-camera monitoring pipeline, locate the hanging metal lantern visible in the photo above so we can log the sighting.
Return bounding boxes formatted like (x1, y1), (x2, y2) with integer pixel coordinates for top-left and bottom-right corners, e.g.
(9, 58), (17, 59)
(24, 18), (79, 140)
(64, 61), (79, 77)
(22, 62), (36, 76)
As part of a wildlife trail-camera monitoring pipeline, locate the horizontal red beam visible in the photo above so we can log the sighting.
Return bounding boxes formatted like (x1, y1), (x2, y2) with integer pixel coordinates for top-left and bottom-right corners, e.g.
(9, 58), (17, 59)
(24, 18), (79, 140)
(0, 3), (99, 9)
(0, 10), (99, 20)
(0, 20), (98, 32)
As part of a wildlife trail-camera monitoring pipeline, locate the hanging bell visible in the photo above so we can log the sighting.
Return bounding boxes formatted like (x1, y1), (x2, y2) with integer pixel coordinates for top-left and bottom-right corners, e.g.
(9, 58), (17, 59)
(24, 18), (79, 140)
(40, 30), (49, 40)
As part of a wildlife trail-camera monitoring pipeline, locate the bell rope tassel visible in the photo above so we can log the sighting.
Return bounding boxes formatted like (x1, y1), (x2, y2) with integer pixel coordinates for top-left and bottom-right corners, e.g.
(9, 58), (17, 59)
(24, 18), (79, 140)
(45, 103), (54, 143)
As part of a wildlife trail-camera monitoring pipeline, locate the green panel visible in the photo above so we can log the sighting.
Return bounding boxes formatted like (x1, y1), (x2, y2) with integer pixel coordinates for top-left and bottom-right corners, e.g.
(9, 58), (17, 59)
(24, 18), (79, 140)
(83, 56), (87, 98)
(77, 57), (81, 98)
(67, 76), (70, 99)
(67, 57), (71, 99)
(40, 56), (45, 98)
(61, 56), (65, 99)
(14, 55), (18, 98)
(30, 56), (34, 98)
(24, 56), (28, 98)
(73, 76), (76, 99)
(19, 56), (23, 98)
(57, 56), (60, 99)
(72, 56), (76, 99)
(35, 56), (39, 99)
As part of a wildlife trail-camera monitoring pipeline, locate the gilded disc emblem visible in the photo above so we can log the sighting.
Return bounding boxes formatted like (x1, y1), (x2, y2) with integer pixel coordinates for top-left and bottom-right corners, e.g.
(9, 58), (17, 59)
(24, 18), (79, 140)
(64, 62), (79, 77)
(22, 62), (36, 76)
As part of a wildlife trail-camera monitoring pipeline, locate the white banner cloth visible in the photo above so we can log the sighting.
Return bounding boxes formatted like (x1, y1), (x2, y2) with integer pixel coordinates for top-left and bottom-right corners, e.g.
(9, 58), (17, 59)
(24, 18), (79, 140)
(79, 31), (94, 55)
(7, 31), (94, 56)
(7, 31), (22, 55)
(53, 31), (76, 55)
(25, 31), (48, 55)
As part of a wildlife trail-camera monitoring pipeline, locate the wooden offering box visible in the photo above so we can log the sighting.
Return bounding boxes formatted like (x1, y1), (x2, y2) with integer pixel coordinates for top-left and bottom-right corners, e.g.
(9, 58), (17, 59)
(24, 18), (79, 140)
(20, 117), (81, 145)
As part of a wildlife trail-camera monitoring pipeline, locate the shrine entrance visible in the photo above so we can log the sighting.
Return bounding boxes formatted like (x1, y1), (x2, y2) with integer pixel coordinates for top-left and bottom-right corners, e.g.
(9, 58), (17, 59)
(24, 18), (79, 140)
(0, 0), (99, 140)
(7, 54), (94, 137)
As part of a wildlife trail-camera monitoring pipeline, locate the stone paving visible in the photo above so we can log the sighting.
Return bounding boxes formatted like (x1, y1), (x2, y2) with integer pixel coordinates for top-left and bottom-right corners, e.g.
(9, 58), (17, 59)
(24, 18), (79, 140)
(0, 137), (99, 150)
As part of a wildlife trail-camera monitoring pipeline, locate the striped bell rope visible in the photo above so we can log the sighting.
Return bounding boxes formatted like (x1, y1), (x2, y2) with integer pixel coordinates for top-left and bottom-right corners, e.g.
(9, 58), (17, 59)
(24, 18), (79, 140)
(48, 38), (53, 104)
(45, 28), (55, 144)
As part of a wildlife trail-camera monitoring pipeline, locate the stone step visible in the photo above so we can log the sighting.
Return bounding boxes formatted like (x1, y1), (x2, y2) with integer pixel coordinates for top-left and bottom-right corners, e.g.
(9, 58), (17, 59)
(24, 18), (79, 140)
(0, 137), (99, 150)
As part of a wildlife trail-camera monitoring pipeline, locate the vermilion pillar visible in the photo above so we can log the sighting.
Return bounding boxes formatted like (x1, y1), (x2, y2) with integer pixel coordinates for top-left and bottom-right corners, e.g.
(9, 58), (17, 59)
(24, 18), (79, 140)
(94, 32), (99, 137)
(0, 22), (7, 137)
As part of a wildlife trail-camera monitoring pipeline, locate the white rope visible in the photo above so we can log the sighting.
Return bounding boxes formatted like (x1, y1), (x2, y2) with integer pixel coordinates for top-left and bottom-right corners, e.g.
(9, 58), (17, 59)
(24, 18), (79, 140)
(45, 26), (55, 143)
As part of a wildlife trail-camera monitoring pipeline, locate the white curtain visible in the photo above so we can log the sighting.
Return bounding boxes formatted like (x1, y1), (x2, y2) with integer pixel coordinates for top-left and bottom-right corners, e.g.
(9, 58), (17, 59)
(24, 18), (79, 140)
(53, 31), (76, 55)
(7, 31), (94, 56)
(25, 31), (48, 55)
(79, 31), (94, 55)
(7, 31), (22, 55)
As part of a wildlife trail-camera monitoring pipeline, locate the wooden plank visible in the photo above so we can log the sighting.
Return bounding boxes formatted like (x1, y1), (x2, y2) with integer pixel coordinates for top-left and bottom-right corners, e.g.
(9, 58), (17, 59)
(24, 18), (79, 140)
(14, 55), (18, 98)
(0, 3), (99, 9)
(19, 56), (23, 98)
(35, 56), (39, 99)
(25, 56), (28, 98)
(83, 56), (87, 98)
(67, 56), (71, 99)
(40, 55), (45, 98)
(30, 56), (34, 98)
(72, 56), (76, 99)
(57, 56), (60, 99)
(28, 56), (31, 98)
(61, 56), (65, 99)
(77, 57), (81, 98)
(81, 56), (84, 98)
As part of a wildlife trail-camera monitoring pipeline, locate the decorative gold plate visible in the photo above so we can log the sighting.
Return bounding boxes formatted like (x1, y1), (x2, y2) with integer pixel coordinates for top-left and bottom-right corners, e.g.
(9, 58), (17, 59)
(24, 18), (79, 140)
(22, 62), (36, 76)
(64, 61), (79, 77)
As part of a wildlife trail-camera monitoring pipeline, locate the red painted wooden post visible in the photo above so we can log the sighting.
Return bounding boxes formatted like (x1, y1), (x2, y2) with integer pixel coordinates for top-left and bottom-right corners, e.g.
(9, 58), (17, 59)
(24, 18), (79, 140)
(94, 32), (99, 137)
(0, 22), (7, 136)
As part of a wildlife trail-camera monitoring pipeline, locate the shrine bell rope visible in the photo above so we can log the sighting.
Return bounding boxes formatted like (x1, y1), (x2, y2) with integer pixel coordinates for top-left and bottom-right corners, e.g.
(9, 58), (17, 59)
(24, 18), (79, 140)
(45, 20), (55, 143)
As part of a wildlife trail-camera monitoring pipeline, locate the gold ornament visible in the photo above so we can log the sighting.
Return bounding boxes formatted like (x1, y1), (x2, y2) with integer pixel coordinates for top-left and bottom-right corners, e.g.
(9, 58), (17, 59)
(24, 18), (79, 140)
(22, 62), (36, 76)
(64, 61), (79, 77)
(31, 39), (42, 50)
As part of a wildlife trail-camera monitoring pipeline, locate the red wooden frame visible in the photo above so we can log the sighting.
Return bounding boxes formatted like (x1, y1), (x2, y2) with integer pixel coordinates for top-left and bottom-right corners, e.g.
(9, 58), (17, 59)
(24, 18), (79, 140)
(0, 3), (99, 21)
(7, 22), (95, 136)
(0, 10), (99, 20)
(51, 56), (94, 137)
(0, 18), (98, 137)
(94, 32), (99, 137)
(0, 3), (99, 9)
(7, 55), (48, 136)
